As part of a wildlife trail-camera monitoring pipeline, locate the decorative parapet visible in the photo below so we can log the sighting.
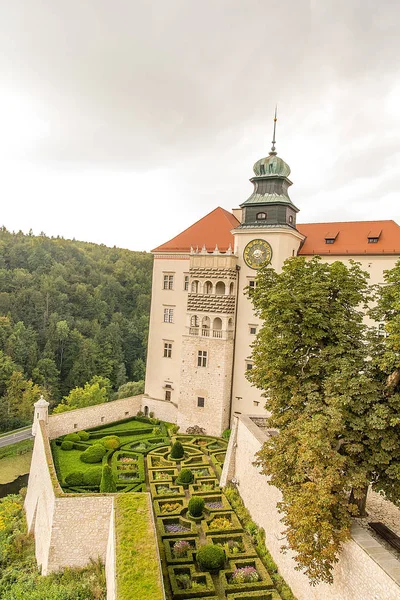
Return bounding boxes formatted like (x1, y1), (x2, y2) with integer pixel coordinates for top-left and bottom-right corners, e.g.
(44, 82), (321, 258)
(187, 293), (236, 314)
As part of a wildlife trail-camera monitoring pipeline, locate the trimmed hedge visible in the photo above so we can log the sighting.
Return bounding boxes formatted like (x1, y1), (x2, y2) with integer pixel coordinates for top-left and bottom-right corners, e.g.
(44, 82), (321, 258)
(83, 468), (102, 486)
(80, 444), (107, 463)
(64, 433), (81, 443)
(219, 558), (274, 594)
(188, 496), (205, 518)
(60, 440), (74, 450)
(175, 469), (193, 487)
(170, 441), (185, 459)
(197, 544), (225, 572)
(100, 464), (117, 493)
(168, 564), (215, 598)
(78, 430), (90, 441)
(99, 435), (121, 449)
(65, 471), (84, 486)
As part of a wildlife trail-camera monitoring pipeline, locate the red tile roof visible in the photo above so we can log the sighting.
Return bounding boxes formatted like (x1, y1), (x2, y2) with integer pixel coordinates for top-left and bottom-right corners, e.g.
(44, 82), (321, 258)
(297, 220), (400, 255)
(152, 207), (239, 253)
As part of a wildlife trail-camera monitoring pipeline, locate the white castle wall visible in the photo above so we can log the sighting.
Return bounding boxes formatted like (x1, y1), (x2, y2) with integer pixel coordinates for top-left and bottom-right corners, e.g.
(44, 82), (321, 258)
(47, 395), (143, 438)
(25, 420), (114, 575)
(106, 506), (116, 600)
(229, 415), (400, 600)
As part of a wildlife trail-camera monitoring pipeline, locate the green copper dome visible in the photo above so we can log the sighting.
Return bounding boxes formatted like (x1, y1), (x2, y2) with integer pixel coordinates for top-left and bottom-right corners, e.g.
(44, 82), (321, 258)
(253, 154), (291, 178)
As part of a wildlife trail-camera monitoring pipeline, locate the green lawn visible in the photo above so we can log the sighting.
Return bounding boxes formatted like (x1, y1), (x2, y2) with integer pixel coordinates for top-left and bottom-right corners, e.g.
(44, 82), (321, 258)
(91, 420), (154, 433)
(56, 448), (100, 480)
(0, 438), (33, 460)
(115, 494), (163, 600)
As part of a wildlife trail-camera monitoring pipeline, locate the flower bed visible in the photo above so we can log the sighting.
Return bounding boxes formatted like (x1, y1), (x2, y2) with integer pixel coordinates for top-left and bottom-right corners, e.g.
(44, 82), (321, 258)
(157, 516), (196, 537)
(219, 559), (274, 594)
(168, 564), (216, 598)
(203, 511), (243, 535)
(189, 478), (220, 495)
(163, 536), (199, 564)
(153, 498), (185, 516)
(201, 494), (231, 512)
(205, 533), (257, 559)
(149, 468), (177, 483)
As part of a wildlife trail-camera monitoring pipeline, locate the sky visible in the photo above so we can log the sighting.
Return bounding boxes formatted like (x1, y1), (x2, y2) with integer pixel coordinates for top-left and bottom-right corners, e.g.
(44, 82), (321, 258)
(1, 0), (399, 252)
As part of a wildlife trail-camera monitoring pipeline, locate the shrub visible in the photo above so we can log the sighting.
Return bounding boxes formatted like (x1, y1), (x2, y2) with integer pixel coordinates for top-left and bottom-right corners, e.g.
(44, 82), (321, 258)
(100, 465), (117, 493)
(80, 444), (107, 463)
(169, 424), (179, 435)
(176, 469), (193, 486)
(82, 468), (102, 486)
(222, 428), (231, 440)
(188, 496), (205, 517)
(152, 426), (162, 436)
(173, 540), (192, 558)
(231, 566), (259, 584)
(99, 435), (121, 449)
(197, 543), (225, 571)
(65, 471), (84, 486)
(78, 430), (90, 441)
(170, 441), (185, 459)
(64, 433), (81, 443)
(60, 440), (74, 450)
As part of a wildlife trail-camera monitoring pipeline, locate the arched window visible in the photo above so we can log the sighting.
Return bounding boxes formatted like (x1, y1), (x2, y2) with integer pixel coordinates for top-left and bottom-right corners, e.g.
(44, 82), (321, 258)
(144, 406), (149, 417)
(215, 281), (225, 295)
(191, 280), (199, 293)
(204, 281), (213, 294)
(256, 212), (267, 220)
(288, 215), (294, 224)
(190, 315), (199, 327)
(229, 282), (234, 295)
(228, 318), (234, 331)
(202, 316), (210, 328)
(213, 317), (222, 330)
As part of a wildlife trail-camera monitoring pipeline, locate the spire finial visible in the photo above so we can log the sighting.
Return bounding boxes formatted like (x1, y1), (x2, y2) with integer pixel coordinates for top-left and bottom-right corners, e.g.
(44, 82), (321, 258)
(270, 105), (277, 155)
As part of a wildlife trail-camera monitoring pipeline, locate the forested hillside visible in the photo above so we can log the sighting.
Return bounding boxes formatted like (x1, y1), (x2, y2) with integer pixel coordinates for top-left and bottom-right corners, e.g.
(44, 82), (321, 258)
(0, 227), (153, 431)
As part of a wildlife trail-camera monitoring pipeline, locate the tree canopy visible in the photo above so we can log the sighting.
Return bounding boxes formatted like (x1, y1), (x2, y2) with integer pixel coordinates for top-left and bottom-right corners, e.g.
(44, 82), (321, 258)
(0, 227), (152, 431)
(247, 256), (400, 584)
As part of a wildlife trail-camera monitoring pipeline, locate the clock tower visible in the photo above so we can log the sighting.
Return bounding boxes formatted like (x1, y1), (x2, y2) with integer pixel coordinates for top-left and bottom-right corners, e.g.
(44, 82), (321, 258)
(231, 116), (304, 416)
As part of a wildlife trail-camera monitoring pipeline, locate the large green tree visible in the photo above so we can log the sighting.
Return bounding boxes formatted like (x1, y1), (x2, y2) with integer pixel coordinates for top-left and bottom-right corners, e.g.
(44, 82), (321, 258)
(247, 256), (400, 584)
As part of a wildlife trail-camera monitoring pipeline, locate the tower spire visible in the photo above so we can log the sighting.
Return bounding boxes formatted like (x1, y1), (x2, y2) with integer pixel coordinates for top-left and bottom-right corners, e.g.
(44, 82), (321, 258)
(270, 105), (277, 155)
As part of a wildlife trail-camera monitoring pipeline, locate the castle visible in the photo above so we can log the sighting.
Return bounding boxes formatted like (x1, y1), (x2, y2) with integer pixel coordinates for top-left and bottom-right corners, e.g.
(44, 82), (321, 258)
(143, 132), (400, 436)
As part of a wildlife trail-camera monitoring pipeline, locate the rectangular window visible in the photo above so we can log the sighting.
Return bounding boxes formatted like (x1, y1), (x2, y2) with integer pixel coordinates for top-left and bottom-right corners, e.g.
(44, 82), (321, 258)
(249, 326), (257, 335)
(253, 401), (259, 407)
(197, 397), (205, 408)
(164, 342), (172, 358)
(165, 383), (172, 401)
(163, 308), (174, 323)
(163, 274), (174, 290)
(246, 362), (253, 370)
(197, 350), (207, 367)
(248, 280), (256, 289)
(184, 275), (189, 291)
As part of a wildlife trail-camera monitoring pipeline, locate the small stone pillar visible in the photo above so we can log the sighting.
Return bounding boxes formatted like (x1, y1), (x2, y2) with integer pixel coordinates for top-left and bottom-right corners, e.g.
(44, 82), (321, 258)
(32, 395), (50, 436)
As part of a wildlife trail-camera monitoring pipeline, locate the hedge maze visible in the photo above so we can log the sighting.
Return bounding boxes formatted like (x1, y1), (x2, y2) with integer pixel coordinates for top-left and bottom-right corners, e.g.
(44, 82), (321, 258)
(51, 419), (285, 599)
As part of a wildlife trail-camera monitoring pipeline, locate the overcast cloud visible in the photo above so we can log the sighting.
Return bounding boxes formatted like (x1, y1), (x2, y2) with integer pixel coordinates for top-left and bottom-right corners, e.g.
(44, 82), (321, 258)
(0, 0), (399, 251)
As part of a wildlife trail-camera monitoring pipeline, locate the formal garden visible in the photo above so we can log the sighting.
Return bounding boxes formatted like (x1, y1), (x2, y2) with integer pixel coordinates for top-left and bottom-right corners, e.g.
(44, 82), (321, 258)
(51, 416), (294, 600)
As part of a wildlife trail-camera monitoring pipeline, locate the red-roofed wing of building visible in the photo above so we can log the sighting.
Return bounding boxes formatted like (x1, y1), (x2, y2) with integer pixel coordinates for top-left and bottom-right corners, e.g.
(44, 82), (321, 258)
(152, 207), (239, 253)
(297, 220), (400, 255)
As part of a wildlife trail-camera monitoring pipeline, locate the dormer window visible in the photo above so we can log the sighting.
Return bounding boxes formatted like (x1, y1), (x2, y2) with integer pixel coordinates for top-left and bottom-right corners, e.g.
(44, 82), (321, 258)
(256, 212), (267, 220)
(324, 231), (339, 245)
(368, 230), (381, 244)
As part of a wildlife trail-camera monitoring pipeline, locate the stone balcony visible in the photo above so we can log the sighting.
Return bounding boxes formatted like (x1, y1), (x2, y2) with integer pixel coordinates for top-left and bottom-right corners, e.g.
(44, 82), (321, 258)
(188, 327), (234, 340)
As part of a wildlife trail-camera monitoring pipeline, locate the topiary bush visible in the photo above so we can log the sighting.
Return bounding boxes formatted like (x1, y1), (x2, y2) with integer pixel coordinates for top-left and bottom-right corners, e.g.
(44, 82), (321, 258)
(64, 433), (81, 443)
(197, 543), (225, 571)
(99, 435), (121, 450)
(170, 441), (185, 459)
(65, 471), (84, 486)
(100, 465), (117, 493)
(60, 440), (74, 450)
(188, 496), (205, 518)
(82, 468), (102, 486)
(176, 469), (193, 486)
(78, 430), (90, 441)
(80, 444), (107, 463)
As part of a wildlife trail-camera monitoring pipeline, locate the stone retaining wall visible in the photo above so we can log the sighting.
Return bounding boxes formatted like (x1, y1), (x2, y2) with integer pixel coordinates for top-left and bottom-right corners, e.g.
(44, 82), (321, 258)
(231, 414), (400, 600)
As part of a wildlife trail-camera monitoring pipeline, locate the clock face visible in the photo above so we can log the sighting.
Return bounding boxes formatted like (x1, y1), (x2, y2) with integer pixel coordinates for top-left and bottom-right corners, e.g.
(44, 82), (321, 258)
(243, 239), (272, 269)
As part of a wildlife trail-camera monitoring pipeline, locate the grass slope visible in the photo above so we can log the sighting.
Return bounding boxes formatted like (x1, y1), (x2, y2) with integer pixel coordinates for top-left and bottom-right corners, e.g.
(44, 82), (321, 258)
(115, 494), (163, 600)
